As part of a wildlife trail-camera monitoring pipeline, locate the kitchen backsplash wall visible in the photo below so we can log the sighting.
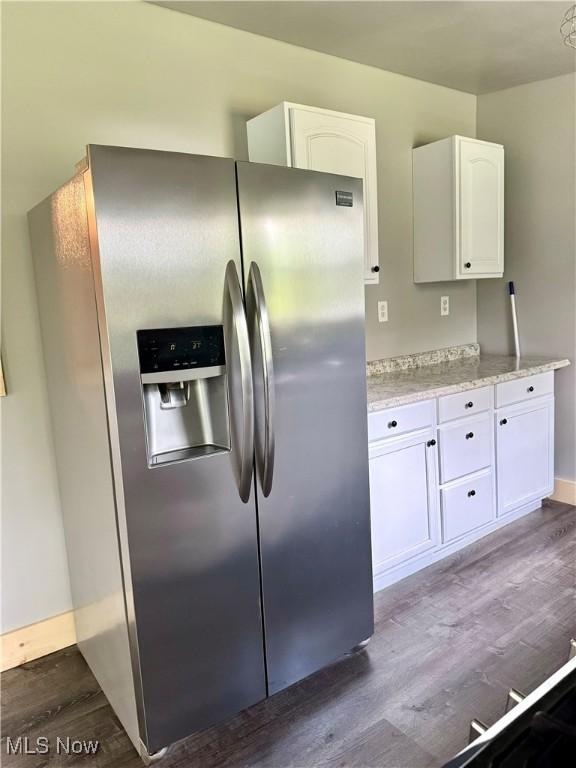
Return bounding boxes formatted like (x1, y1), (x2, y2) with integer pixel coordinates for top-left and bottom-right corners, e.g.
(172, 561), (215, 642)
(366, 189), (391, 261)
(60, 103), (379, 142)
(367, 343), (480, 376)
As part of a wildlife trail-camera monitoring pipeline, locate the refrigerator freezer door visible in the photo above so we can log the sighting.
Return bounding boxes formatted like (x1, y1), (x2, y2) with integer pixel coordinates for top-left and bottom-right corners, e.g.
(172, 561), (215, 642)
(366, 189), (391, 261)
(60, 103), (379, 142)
(237, 162), (374, 694)
(87, 146), (266, 752)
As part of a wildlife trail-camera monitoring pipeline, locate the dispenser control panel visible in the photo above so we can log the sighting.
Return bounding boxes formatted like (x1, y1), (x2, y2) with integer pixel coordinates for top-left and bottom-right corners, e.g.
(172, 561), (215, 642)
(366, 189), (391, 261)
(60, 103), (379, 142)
(137, 325), (225, 374)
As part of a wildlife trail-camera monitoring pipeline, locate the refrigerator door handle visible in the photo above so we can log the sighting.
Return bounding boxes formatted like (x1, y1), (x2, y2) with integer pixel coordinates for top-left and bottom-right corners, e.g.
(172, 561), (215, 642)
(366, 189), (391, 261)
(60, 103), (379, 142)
(223, 260), (254, 502)
(247, 261), (275, 497)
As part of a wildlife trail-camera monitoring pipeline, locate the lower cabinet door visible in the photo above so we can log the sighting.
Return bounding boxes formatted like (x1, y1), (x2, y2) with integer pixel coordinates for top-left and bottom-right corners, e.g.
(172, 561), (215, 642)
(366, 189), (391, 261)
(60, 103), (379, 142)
(496, 397), (554, 516)
(369, 429), (439, 574)
(441, 471), (495, 543)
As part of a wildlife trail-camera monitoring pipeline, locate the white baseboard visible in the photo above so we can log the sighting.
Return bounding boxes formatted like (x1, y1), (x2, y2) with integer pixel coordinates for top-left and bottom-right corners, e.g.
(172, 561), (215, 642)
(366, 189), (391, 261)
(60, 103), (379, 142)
(1, 611), (76, 672)
(550, 478), (576, 506)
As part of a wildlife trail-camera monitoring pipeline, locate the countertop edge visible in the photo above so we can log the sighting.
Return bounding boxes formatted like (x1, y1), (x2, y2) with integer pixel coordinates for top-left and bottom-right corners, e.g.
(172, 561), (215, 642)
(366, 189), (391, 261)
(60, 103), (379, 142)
(367, 358), (571, 412)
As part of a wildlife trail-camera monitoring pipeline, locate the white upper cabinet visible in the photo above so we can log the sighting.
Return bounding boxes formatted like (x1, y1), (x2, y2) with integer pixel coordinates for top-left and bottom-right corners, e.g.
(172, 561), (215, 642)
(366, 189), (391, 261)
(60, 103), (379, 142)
(247, 103), (380, 283)
(413, 136), (504, 282)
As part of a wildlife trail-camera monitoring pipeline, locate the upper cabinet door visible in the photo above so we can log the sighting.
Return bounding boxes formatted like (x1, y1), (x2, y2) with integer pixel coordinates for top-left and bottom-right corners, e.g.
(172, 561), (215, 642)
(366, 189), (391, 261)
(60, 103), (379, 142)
(289, 108), (379, 283)
(413, 135), (504, 282)
(458, 138), (504, 278)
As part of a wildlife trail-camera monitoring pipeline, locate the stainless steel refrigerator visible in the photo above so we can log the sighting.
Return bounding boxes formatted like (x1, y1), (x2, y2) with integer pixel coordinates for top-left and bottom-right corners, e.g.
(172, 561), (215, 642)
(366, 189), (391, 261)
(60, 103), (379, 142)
(29, 145), (373, 759)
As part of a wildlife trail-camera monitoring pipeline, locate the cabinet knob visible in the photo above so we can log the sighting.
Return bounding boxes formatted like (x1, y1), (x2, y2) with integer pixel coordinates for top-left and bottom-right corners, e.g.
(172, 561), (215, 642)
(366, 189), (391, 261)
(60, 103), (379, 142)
(466, 401), (474, 409)
(468, 489), (476, 497)
(527, 385), (534, 392)
(371, 265), (380, 273)
(500, 418), (508, 425)
(464, 262), (472, 269)
(427, 439), (436, 447)
(388, 420), (398, 428)
(466, 432), (474, 440)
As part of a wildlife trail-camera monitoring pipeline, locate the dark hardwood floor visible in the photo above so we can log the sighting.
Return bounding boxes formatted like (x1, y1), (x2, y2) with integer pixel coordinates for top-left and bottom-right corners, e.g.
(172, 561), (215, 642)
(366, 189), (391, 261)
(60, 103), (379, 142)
(3, 500), (575, 768)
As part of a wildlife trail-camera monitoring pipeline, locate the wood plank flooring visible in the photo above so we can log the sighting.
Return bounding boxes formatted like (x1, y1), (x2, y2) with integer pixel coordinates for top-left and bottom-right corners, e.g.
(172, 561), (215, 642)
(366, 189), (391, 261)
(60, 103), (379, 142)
(2, 500), (575, 768)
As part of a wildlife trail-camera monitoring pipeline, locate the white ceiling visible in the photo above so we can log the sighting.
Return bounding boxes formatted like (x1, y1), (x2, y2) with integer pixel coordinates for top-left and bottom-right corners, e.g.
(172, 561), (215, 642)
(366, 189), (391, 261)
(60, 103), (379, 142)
(154, 1), (576, 94)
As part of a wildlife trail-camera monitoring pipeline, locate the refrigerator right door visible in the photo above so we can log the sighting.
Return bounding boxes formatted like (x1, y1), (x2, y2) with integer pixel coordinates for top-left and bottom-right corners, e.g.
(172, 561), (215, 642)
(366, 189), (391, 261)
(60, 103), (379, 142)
(237, 162), (374, 694)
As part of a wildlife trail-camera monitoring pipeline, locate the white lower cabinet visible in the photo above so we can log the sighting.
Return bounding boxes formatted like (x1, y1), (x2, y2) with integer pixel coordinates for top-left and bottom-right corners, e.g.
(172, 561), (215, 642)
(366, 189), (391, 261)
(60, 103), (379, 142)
(496, 396), (554, 517)
(369, 373), (556, 591)
(369, 429), (439, 574)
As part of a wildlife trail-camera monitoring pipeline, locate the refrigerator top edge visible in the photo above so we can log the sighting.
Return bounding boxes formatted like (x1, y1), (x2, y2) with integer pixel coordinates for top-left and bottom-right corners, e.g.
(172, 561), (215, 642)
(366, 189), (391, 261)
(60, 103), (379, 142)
(86, 143), (236, 170)
(26, 147), (365, 216)
(235, 157), (365, 187)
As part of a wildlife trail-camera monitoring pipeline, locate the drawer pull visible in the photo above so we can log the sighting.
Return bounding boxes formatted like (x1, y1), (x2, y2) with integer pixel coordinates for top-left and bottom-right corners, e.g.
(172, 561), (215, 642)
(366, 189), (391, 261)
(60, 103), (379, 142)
(427, 439), (436, 447)
(465, 432), (474, 440)
(464, 262), (472, 269)
(465, 401), (474, 409)
(500, 418), (508, 426)
(388, 420), (398, 429)
(527, 385), (534, 393)
(468, 489), (476, 497)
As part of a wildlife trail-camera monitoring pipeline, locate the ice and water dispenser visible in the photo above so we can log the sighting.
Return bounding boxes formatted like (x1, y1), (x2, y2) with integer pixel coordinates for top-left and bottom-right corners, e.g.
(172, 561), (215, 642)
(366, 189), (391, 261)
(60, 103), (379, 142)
(137, 326), (230, 467)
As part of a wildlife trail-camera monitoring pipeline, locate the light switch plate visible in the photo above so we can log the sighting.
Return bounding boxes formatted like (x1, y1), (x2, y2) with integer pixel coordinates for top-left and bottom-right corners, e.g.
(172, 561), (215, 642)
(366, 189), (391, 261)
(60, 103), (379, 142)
(378, 300), (388, 322)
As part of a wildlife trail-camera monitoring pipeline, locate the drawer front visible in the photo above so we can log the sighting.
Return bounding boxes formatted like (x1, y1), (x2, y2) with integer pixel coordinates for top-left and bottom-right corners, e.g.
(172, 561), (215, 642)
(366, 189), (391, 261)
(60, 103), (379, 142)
(441, 472), (494, 543)
(368, 400), (434, 442)
(438, 413), (492, 484)
(438, 386), (493, 423)
(496, 371), (554, 408)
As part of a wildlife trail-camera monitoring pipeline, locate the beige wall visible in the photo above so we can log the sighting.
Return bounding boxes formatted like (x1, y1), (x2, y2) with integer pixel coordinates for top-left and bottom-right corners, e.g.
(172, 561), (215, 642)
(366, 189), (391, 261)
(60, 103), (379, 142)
(477, 74), (576, 482)
(1, 1), (477, 631)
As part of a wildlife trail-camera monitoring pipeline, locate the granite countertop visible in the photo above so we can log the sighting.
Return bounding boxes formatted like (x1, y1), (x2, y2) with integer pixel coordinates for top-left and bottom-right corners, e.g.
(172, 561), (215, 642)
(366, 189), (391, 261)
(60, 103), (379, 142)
(367, 353), (570, 411)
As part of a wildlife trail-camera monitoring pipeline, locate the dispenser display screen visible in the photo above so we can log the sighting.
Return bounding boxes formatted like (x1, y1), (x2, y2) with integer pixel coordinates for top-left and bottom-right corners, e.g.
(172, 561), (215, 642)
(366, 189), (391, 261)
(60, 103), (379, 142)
(137, 325), (225, 374)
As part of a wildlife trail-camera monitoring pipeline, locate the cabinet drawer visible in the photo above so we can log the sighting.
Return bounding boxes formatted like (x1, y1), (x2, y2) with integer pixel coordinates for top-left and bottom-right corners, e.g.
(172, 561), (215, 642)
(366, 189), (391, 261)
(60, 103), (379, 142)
(438, 413), (492, 484)
(441, 471), (494, 543)
(368, 400), (434, 442)
(438, 386), (492, 423)
(496, 372), (554, 408)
